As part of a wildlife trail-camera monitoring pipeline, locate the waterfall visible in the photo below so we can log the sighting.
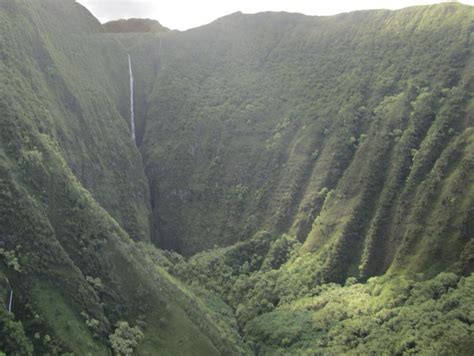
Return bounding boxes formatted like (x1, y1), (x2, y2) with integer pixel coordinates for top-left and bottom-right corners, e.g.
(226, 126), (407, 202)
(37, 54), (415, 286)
(8, 289), (12, 313)
(128, 54), (136, 144)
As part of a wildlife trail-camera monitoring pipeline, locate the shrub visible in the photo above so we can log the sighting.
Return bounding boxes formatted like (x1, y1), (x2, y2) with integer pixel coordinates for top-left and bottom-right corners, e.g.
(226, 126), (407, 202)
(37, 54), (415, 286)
(108, 321), (144, 356)
(0, 248), (21, 272)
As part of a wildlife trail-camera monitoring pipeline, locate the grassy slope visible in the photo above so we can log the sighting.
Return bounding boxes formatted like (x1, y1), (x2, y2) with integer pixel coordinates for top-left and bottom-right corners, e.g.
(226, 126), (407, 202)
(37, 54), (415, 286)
(0, 0), (247, 354)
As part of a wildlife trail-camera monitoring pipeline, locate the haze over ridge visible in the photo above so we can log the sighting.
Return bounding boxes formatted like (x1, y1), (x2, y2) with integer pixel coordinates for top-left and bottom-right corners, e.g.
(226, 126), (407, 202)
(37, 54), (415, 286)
(77, 0), (473, 30)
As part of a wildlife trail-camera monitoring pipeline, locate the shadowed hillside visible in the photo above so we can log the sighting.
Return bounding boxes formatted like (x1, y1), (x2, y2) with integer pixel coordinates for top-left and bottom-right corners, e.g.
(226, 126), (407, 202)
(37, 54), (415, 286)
(0, 0), (247, 354)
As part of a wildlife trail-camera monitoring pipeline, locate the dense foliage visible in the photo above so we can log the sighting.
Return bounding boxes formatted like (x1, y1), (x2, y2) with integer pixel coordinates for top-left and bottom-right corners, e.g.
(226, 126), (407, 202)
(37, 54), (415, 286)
(0, 0), (472, 354)
(140, 4), (473, 272)
(246, 273), (474, 355)
(109, 321), (144, 355)
(0, 0), (245, 354)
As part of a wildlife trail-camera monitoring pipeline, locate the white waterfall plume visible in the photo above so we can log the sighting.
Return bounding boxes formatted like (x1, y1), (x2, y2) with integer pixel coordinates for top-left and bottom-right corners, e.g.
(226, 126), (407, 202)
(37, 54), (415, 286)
(128, 54), (136, 144)
(8, 289), (13, 313)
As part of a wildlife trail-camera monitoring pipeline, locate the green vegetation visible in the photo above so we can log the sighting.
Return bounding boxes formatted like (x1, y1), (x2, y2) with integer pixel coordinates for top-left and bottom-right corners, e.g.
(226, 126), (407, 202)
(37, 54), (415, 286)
(0, 0), (473, 354)
(246, 273), (474, 355)
(140, 3), (473, 265)
(0, 307), (33, 355)
(109, 321), (144, 355)
(0, 249), (21, 272)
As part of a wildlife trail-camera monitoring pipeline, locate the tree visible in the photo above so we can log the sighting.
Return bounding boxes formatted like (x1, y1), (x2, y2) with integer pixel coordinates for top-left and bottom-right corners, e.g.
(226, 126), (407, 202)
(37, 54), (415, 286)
(0, 308), (33, 354)
(109, 321), (144, 356)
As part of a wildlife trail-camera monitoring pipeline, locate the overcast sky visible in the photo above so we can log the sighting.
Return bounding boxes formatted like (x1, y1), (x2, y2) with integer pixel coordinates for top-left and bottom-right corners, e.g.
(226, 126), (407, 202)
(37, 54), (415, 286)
(76, 0), (473, 30)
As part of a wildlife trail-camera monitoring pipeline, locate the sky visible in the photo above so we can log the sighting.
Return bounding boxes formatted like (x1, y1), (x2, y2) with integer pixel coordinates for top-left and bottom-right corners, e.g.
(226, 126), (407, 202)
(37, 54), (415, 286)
(76, 0), (473, 30)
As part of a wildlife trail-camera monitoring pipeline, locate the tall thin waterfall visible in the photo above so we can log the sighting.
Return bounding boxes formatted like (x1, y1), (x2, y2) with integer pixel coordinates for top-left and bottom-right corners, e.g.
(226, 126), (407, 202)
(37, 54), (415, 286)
(8, 289), (13, 313)
(128, 54), (136, 144)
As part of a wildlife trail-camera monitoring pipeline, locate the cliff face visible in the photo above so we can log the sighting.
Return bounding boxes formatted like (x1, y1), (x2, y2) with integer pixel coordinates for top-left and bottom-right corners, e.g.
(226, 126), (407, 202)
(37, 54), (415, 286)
(1, 0), (152, 242)
(0, 0), (473, 354)
(137, 4), (473, 280)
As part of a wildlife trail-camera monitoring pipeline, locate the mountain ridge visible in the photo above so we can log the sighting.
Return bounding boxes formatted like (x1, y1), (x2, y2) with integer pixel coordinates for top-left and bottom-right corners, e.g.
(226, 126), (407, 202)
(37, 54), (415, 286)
(103, 18), (169, 33)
